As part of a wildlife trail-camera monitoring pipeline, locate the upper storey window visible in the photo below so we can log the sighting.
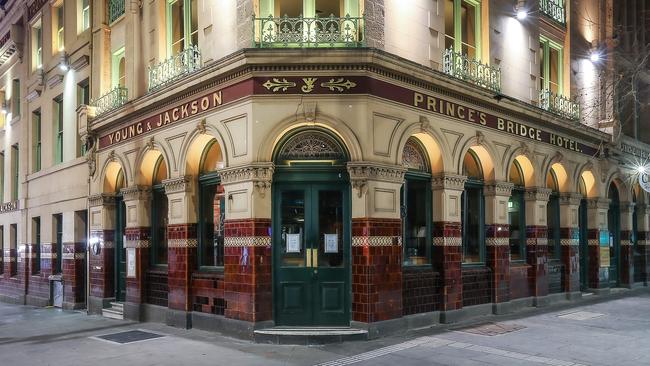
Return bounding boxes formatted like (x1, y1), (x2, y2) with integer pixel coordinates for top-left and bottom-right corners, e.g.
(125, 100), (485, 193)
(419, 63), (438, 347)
(255, 0), (363, 48)
(54, 3), (65, 51)
(81, 0), (90, 31)
(540, 0), (565, 25)
(444, 0), (481, 59)
(32, 20), (43, 70)
(539, 36), (563, 95)
(167, 0), (198, 56)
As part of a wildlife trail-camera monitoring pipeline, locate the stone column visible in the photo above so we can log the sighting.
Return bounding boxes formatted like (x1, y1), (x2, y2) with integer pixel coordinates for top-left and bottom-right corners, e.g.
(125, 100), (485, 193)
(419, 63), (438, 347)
(363, 0), (386, 49)
(484, 182), (514, 308)
(162, 176), (197, 328)
(431, 173), (466, 312)
(348, 162), (405, 324)
(220, 163), (274, 324)
(636, 204), (650, 285)
(62, 211), (88, 309)
(559, 193), (582, 296)
(587, 198), (610, 289)
(121, 186), (151, 320)
(90, 0), (112, 102)
(525, 188), (551, 300)
(87, 194), (116, 314)
(619, 202), (635, 287)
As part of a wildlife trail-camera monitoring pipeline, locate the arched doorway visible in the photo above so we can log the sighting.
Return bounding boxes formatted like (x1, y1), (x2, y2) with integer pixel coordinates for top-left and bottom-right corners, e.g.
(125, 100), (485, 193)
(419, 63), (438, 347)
(461, 148), (485, 264)
(104, 161), (126, 301)
(272, 128), (351, 326)
(608, 182), (621, 286)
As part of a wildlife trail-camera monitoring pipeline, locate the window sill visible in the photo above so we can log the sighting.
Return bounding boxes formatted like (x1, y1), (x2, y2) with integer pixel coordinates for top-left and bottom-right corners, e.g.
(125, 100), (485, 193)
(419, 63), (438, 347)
(461, 262), (487, 268)
(195, 267), (224, 275)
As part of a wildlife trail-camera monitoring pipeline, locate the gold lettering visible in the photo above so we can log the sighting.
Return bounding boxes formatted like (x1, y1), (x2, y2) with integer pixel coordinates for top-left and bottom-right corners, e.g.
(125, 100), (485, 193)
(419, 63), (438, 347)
(128, 125), (136, 138)
(497, 118), (505, 130)
(157, 114), (163, 127)
(457, 106), (465, 119)
(201, 97), (210, 111)
(520, 125), (527, 137)
(468, 109), (476, 122)
(164, 112), (171, 125)
(191, 101), (199, 114)
(108, 134), (114, 144)
(550, 134), (556, 145)
(120, 128), (127, 141)
(147, 122), (152, 131)
(536, 130), (541, 141)
(445, 102), (455, 117)
(136, 123), (143, 134)
(414, 92), (424, 107)
(426, 96), (437, 112)
(528, 127), (535, 139)
(181, 104), (189, 118)
(507, 120), (514, 134)
(479, 113), (487, 125)
(213, 91), (222, 106)
(172, 107), (180, 122)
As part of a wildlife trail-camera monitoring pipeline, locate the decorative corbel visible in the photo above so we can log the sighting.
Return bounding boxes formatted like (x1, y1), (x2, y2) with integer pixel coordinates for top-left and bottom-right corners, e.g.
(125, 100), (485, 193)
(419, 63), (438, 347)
(419, 115), (431, 132)
(351, 177), (368, 198)
(473, 131), (485, 146)
(196, 118), (207, 134)
(303, 102), (316, 122)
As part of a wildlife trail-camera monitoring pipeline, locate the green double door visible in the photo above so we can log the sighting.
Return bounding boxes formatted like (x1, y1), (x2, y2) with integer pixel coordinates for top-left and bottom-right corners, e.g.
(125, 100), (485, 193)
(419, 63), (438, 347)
(115, 196), (127, 302)
(273, 183), (350, 326)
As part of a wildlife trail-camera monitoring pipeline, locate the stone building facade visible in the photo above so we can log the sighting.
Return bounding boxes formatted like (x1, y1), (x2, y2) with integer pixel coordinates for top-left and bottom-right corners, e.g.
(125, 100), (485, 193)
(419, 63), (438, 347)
(0, 0), (648, 339)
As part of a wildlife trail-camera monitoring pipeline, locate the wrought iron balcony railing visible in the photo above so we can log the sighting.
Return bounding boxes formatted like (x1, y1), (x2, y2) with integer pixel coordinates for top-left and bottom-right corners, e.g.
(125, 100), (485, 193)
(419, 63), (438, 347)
(540, 0), (565, 25)
(91, 87), (128, 117)
(443, 48), (501, 93)
(108, 0), (125, 24)
(539, 89), (580, 120)
(148, 45), (202, 92)
(254, 14), (364, 48)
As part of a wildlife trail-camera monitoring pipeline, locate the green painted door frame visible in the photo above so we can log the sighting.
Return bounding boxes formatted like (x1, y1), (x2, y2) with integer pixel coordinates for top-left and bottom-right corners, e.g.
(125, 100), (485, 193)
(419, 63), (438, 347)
(115, 195), (127, 302)
(272, 168), (351, 326)
(579, 199), (588, 290)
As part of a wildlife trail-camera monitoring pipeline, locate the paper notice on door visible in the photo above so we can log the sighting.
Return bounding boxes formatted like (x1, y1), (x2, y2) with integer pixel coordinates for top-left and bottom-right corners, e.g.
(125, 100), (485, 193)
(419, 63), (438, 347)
(286, 233), (301, 253)
(324, 234), (338, 253)
(126, 248), (136, 278)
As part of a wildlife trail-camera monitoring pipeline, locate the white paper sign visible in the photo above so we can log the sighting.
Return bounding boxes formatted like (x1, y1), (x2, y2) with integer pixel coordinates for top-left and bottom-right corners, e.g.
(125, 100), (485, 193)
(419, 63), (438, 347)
(126, 248), (136, 278)
(286, 233), (301, 253)
(324, 234), (338, 253)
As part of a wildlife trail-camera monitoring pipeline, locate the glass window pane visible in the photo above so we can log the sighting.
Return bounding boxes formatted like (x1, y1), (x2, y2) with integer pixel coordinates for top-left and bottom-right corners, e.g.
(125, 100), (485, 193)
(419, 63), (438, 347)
(547, 195), (560, 259)
(463, 186), (482, 263)
(317, 190), (344, 268)
(153, 189), (168, 264)
(549, 47), (559, 92)
(316, 0), (341, 17)
(281, 190), (305, 267)
(403, 180), (431, 265)
(539, 45), (545, 89)
(461, 1), (476, 58)
(171, 0), (185, 54)
(190, 0), (198, 46)
(200, 184), (224, 267)
(509, 191), (523, 260)
(118, 57), (126, 87)
(279, 0), (302, 17)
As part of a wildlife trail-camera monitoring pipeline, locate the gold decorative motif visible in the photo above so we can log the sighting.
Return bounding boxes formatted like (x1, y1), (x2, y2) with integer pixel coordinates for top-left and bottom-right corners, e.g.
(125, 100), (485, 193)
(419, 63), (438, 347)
(224, 236), (271, 247)
(301, 78), (317, 93)
(352, 236), (402, 247)
(321, 78), (357, 92)
(262, 78), (296, 92)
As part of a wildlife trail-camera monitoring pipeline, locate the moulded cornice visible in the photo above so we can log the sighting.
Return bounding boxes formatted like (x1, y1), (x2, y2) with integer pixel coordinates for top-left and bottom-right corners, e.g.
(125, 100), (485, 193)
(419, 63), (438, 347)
(88, 194), (115, 207)
(430, 173), (467, 191)
(219, 163), (275, 197)
(120, 185), (151, 202)
(162, 176), (192, 194)
(586, 198), (610, 210)
(559, 192), (583, 206)
(525, 187), (552, 202)
(347, 162), (407, 198)
(484, 181), (514, 197)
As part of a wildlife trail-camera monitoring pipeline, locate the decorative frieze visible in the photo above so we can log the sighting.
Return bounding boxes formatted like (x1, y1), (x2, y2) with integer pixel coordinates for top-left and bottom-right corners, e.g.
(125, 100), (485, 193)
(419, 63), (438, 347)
(588, 239), (599, 246)
(120, 186), (152, 202)
(124, 239), (151, 248)
(224, 236), (271, 247)
(560, 238), (579, 246)
(559, 192), (583, 206)
(347, 162), (407, 198)
(431, 173), (467, 191)
(163, 176), (192, 194)
(433, 237), (462, 246)
(587, 198), (611, 210)
(88, 194), (115, 207)
(219, 163), (275, 197)
(526, 238), (548, 246)
(525, 187), (552, 202)
(352, 235), (402, 247)
(167, 238), (198, 248)
(486, 237), (509, 246)
(484, 181), (514, 197)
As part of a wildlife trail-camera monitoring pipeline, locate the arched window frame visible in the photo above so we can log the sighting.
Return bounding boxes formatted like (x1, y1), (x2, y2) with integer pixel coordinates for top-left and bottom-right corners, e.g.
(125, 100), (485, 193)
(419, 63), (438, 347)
(462, 149), (485, 264)
(150, 156), (169, 266)
(197, 140), (226, 269)
(546, 169), (561, 260)
(401, 138), (432, 266)
(508, 160), (526, 261)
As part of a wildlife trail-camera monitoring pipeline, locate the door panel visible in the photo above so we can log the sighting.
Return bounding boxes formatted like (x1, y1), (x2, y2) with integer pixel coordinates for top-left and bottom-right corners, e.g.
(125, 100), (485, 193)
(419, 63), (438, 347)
(274, 183), (349, 326)
(115, 197), (127, 302)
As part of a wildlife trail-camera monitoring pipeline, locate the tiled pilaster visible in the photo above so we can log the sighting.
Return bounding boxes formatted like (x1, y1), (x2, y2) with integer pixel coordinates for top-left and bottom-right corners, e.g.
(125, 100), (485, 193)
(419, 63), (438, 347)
(525, 188), (551, 297)
(559, 193), (582, 293)
(586, 198), (610, 288)
(62, 242), (86, 308)
(484, 182), (513, 304)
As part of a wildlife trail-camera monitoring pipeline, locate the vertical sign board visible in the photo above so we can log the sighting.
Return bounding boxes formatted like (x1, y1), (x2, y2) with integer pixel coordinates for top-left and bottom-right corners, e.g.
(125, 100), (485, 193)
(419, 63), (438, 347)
(599, 230), (610, 267)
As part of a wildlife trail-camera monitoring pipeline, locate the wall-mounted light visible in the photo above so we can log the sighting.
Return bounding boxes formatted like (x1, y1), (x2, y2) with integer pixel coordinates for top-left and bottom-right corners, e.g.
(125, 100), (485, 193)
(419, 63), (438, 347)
(59, 51), (69, 72)
(515, 0), (528, 20)
(637, 165), (646, 174)
(589, 41), (602, 63)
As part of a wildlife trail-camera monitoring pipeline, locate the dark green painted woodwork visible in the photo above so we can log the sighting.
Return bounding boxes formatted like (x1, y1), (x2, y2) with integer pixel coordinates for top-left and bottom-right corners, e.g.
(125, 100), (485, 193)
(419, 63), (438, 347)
(115, 196), (127, 302)
(579, 199), (588, 291)
(273, 178), (350, 326)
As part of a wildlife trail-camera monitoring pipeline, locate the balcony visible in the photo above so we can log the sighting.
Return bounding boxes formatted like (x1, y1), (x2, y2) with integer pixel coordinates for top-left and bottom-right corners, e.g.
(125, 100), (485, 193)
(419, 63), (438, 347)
(254, 14), (364, 48)
(443, 48), (501, 93)
(539, 89), (580, 120)
(108, 0), (126, 24)
(540, 0), (565, 25)
(90, 87), (128, 117)
(148, 45), (202, 92)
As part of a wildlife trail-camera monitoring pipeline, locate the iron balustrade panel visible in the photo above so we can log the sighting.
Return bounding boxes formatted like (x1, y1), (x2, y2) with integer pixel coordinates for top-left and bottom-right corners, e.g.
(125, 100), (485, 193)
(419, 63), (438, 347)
(254, 15), (364, 48)
(147, 45), (202, 92)
(539, 89), (580, 121)
(108, 0), (126, 24)
(443, 48), (501, 93)
(540, 0), (566, 25)
(90, 87), (128, 117)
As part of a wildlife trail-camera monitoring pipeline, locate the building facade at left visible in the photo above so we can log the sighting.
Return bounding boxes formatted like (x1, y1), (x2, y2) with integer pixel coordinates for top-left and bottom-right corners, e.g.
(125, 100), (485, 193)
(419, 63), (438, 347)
(0, 0), (90, 309)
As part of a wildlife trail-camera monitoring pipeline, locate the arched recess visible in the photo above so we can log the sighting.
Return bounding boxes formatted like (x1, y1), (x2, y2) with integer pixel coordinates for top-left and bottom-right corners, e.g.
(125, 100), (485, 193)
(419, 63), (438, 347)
(579, 170), (598, 198)
(185, 134), (225, 176)
(546, 165), (562, 260)
(138, 150), (169, 186)
(608, 180), (622, 285)
(273, 127), (350, 164)
(150, 152), (170, 265)
(103, 161), (126, 193)
(547, 162), (569, 193)
(458, 143), (496, 181)
(395, 125), (447, 174)
(461, 148), (486, 264)
(508, 157), (531, 261)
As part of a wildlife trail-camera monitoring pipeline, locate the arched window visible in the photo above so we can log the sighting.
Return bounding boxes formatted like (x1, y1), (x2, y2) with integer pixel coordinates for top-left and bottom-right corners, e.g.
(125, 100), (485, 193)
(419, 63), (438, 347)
(198, 140), (225, 268)
(546, 170), (561, 259)
(401, 137), (432, 266)
(508, 160), (526, 261)
(462, 149), (485, 264)
(151, 156), (169, 265)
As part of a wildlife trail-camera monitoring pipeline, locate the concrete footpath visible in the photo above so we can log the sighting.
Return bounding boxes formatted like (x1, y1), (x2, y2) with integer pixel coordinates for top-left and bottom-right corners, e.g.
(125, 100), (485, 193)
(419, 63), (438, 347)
(2, 289), (650, 365)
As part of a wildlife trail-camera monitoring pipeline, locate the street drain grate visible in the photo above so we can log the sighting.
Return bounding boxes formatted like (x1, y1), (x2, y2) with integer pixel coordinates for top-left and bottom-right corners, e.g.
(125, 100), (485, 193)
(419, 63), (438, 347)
(455, 322), (525, 336)
(94, 330), (165, 344)
(558, 311), (605, 320)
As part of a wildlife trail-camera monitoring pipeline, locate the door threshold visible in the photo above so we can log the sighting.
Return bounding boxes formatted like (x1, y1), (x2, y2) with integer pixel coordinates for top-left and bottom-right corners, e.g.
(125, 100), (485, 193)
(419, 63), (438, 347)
(254, 326), (367, 344)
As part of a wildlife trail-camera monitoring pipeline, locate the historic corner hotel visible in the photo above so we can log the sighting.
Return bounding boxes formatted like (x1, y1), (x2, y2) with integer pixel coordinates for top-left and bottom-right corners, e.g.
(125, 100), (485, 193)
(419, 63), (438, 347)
(0, 0), (647, 339)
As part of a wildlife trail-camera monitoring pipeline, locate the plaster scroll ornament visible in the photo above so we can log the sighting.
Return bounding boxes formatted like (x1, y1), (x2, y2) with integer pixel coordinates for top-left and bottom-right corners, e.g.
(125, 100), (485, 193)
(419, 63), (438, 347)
(419, 115), (431, 132)
(197, 118), (207, 134)
(473, 131), (485, 146)
(303, 102), (316, 122)
(146, 136), (155, 151)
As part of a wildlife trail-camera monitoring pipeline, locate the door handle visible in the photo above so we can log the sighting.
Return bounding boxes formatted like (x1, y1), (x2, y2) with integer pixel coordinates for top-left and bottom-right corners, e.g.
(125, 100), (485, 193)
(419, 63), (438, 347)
(305, 248), (319, 268)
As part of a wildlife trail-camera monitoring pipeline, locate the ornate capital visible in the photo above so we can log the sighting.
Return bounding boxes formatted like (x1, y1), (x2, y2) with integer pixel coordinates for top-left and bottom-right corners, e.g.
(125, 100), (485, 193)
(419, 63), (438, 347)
(346, 162), (406, 198)
(587, 198), (610, 210)
(559, 192), (583, 206)
(484, 181), (514, 197)
(120, 185), (152, 202)
(619, 201), (635, 213)
(525, 187), (552, 202)
(219, 162), (275, 198)
(163, 176), (192, 195)
(431, 173), (467, 191)
(88, 194), (115, 207)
